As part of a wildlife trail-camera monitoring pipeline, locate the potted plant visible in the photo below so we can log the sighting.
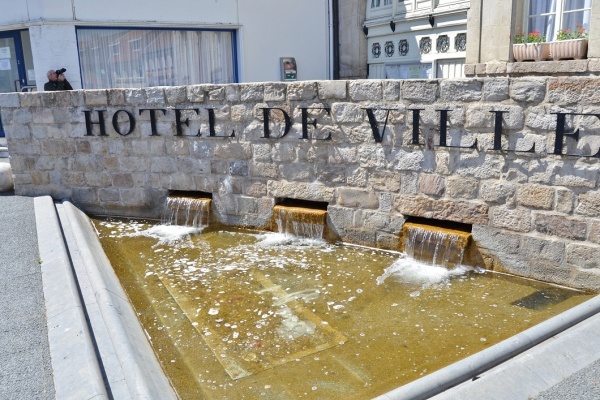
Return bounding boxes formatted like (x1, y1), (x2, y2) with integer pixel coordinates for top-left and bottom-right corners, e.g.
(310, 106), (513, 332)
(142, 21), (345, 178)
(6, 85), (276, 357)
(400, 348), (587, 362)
(513, 30), (550, 62)
(550, 24), (588, 60)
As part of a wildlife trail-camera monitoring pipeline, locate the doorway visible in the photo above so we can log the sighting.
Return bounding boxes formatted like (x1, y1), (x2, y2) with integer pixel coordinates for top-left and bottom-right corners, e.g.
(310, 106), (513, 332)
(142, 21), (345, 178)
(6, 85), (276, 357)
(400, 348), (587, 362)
(0, 30), (35, 137)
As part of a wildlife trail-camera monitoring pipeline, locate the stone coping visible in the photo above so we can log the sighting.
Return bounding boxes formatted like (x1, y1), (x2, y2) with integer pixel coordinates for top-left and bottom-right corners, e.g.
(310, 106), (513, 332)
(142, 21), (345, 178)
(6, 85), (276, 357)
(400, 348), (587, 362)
(465, 58), (600, 77)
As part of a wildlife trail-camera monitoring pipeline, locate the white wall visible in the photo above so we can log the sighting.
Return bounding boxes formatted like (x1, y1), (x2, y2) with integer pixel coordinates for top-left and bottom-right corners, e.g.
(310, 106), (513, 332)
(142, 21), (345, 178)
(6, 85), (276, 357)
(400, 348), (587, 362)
(237, 0), (330, 82)
(29, 25), (82, 90)
(0, 0), (330, 87)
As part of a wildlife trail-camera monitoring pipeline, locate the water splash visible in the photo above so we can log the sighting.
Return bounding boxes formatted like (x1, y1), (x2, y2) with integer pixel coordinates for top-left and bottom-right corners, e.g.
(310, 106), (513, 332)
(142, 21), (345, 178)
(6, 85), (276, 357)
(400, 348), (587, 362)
(376, 257), (473, 288)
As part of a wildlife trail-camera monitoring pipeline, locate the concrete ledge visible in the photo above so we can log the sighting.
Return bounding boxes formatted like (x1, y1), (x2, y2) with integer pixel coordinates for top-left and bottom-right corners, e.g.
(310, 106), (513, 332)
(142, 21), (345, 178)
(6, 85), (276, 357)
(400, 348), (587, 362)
(375, 292), (600, 400)
(59, 201), (177, 399)
(35, 196), (108, 400)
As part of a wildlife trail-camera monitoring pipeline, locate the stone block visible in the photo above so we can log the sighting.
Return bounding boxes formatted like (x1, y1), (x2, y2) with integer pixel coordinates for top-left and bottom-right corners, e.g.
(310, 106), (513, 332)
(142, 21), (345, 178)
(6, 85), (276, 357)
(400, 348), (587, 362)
(547, 77), (600, 105)
(419, 174), (445, 197)
(370, 171), (401, 192)
(318, 80), (347, 100)
(575, 191), (600, 217)
(588, 220), (600, 244)
(482, 78), (510, 101)
(20, 93), (42, 107)
(479, 181), (515, 205)
(383, 81), (400, 101)
(207, 86), (226, 101)
(107, 89), (126, 106)
(225, 85), (240, 101)
(287, 82), (317, 101)
(337, 187), (379, 209)
(145, 87), (165, 105)
(331, 103), (364, 123)
(440, 79), (482, 102)
(471, 226), (520, 254)
(123, 89), (146, 105)
(464, 64), (476, 76)
(348, 80), (382, 101)
(267, 181), (335, 202)
(84, 90), (108, 106)
(555, 187), (575, 214)
(112, 173), (134, 188)
(566, 243), (600, 269)
(486, 62), (507, 75)
(446, 176), (478, 199)
(165, 86), (187, 105)
(264, 83), (286, 101)
(401, 80), (438, 103)
(240, 84), (264, 102)
(517, 184), (554, 209)
(187, 85), (205, 103)
(520, 235), (565, 263)
(395, 195), (489, 225)
(534, 213), (587, 240)
(490, 206), (531, 232)
(509, 78), (547, 103)
(0, 93), (19, 107)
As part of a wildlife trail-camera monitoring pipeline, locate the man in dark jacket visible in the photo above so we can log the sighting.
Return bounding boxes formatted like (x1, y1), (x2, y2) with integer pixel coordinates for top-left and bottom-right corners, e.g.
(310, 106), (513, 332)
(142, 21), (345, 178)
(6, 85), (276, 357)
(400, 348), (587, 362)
(44, 69), (73, 91)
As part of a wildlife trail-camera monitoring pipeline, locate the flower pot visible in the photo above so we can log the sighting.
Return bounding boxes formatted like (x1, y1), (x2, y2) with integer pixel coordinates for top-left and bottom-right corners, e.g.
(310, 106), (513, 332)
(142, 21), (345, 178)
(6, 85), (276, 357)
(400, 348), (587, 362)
(549, 38), (588, 60)
(513, 43), (550, 62)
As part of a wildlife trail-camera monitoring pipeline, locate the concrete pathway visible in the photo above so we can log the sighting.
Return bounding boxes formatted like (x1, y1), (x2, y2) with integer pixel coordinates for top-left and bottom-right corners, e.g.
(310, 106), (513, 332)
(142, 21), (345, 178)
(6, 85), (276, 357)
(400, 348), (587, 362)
(0, 193), (54, 399)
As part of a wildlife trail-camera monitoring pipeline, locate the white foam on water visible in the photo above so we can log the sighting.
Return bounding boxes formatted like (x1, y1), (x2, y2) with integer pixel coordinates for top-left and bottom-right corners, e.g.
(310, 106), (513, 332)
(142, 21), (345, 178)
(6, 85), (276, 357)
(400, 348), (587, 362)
(256, 232), (326, 248)
(137, 224), (204, 245)
(376, 256), (476, 288)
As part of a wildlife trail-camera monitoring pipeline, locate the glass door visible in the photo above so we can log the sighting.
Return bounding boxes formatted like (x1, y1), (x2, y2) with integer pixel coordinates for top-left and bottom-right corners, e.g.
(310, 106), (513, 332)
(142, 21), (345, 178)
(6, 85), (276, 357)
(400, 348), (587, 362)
(0, 31), (28, 137)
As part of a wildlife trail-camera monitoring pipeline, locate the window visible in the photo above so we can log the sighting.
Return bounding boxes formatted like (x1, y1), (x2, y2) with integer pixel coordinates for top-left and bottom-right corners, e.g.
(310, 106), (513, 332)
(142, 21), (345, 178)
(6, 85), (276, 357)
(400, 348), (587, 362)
(526, 0), (591, 41)
(77, 28), (236, 89)
(371, 0), (393, 8)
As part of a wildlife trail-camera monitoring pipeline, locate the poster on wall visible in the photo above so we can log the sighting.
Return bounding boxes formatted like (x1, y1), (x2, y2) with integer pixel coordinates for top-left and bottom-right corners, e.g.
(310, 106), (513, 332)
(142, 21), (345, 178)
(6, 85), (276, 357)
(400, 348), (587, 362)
(280, 57), (297, 81)
(0, 47), (10, 59)
(385, 63), (432, 79)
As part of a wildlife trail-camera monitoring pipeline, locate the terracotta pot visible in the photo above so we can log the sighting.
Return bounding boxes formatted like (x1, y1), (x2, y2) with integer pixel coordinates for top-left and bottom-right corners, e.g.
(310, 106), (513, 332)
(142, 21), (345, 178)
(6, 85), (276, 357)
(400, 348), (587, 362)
(512, 43), (550, 62)
(549, 38), (588, 60)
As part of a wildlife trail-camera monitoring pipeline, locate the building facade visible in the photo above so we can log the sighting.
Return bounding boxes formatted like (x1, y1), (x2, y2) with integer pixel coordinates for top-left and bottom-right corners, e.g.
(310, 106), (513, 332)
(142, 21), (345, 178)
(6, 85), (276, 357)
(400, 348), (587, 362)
(365, 0), (470, 79)
(466, 0), (599, 77)
(0, 0), (333, 94)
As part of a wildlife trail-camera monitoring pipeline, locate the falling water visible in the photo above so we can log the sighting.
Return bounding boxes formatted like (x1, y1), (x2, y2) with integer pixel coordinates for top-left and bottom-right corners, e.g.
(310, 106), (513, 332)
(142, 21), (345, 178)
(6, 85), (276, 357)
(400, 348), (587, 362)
(403, 223), (470, 268)
(273, 205), (327, 239)
(161, 196), (211, 228)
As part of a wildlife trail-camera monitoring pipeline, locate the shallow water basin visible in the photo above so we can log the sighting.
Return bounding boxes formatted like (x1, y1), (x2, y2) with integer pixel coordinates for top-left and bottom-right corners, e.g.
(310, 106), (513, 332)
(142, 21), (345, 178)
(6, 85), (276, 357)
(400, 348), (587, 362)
(93, 218), (593, 399)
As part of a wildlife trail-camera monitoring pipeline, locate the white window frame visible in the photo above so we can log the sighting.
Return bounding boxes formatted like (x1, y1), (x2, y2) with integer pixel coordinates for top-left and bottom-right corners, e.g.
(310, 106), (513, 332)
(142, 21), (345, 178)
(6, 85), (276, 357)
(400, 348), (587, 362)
(525, 0), (591, 42)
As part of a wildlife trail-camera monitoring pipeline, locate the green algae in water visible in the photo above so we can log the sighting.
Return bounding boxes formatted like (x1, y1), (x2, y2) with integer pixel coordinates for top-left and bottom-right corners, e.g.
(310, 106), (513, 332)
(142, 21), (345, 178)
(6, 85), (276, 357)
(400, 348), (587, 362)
(93, 218), (594, 400)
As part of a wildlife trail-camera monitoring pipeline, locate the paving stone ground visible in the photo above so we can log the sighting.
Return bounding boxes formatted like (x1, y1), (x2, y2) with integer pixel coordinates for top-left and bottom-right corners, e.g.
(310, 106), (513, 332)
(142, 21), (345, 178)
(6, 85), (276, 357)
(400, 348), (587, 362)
(0, 193), (54, 399)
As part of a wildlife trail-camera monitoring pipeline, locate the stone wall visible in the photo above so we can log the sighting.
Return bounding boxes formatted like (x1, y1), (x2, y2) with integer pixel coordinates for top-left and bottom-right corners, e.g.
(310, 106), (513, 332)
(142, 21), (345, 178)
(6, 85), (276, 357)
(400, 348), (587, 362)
(1, 78), (600, 290)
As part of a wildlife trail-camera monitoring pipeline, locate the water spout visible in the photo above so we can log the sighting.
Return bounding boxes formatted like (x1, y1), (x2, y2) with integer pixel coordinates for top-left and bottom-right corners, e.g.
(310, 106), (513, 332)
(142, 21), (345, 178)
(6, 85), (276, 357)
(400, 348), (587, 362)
(162, 196), (211, 228)
(272, 205), (327, 240)
(402, 222), (470, 268)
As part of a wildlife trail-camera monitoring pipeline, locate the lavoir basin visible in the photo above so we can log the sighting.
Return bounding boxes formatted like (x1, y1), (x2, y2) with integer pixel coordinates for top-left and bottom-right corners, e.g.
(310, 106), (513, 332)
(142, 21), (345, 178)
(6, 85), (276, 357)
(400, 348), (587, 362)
(93, 217), (593, 400)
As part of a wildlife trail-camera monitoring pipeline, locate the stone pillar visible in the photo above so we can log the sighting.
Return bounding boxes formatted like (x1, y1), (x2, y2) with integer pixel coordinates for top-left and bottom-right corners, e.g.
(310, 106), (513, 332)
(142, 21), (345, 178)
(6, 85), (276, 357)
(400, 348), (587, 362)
(588, 1), (600, 58)
(338, 0), (368, 79)
(482, 0), (518, 63)
(466, 0), (482, 64)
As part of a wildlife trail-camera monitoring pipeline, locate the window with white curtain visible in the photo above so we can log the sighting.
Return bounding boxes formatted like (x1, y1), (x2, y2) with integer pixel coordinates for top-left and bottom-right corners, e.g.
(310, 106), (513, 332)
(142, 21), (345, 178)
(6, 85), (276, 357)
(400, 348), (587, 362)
(527, 0), (591, 41)
(77, 28), (236, 89)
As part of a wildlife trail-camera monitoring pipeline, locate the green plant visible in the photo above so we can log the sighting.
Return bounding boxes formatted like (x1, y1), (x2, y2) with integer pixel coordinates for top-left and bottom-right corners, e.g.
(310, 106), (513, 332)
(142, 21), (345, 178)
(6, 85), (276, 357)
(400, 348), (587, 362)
(514, 30), (546, 44)
(556, 24), (588, 40)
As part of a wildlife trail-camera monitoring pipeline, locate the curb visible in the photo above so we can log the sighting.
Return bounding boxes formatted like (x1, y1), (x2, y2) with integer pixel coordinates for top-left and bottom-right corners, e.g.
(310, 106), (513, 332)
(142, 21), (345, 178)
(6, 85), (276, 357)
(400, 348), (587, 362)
(59, 201), (177, 400)
(35, 196), (108, 400)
